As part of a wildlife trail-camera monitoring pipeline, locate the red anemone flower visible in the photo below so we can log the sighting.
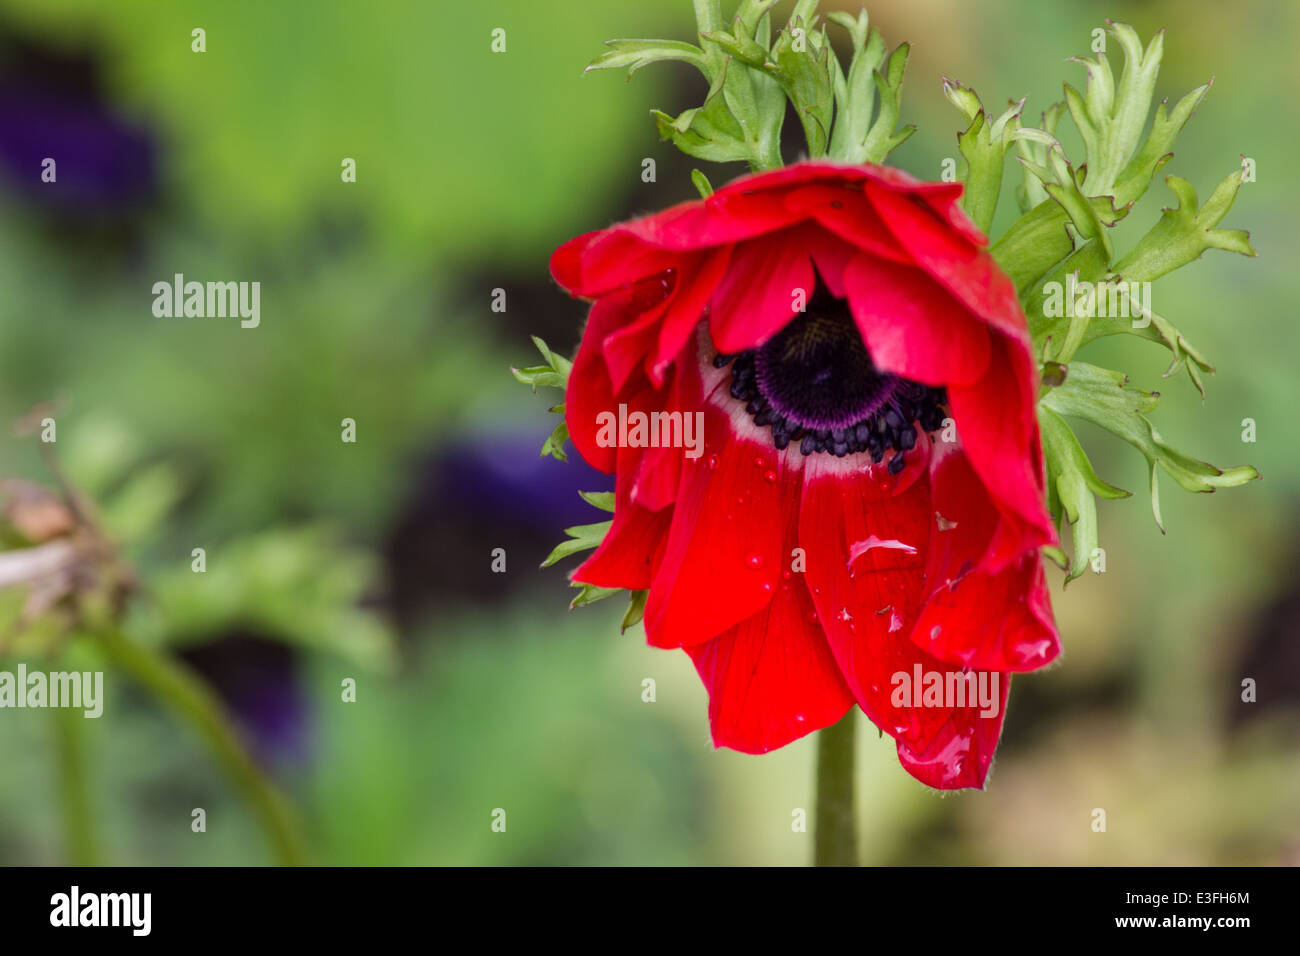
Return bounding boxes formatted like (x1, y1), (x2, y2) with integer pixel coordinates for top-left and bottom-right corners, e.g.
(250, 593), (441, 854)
(550, 161), (1060, 790)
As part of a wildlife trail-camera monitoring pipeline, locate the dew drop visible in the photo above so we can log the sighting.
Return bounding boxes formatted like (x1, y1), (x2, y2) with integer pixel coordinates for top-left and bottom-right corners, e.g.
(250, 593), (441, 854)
(763, 470), (777, 484)
(706, 454), (720, 470)
(745, 552), (764, 569)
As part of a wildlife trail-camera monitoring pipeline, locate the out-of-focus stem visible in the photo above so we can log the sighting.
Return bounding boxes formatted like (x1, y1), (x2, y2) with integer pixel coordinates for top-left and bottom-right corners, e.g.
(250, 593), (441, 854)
(54, 703), (99, 866)
(814, 710), (858, 866)
(98, 628), (307, 866)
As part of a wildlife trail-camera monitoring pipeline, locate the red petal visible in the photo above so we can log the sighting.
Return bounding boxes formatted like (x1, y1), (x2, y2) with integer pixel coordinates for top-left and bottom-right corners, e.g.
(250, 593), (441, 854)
(649, 247), (732, 387)
(804, 229), (858, 299)
(602, 298), (668, 395)
(783, 183), (913, 265)
(892, 668), (1009, 789)
(708, 228), (814, 354)
(862, 178), (1025, 341)
(551, 230), (677, 299)
(619, 187), (806, 249)
(630, 367), (686, 511)
(911, 448), (1060, 671)
(687, 574), (855, 754)
(798, 454), (931, 708)
(564, 278), (670, 473)
(798, 453), (1008, 789)
(843, 252), (992, 386)
(643, 369), (794, 649)
(948, 334), (1057, 566)
(574, 453), (672, 591)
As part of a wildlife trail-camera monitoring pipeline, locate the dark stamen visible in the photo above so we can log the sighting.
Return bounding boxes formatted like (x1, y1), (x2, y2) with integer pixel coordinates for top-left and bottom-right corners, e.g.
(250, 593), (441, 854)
(717, 285), (948, 463)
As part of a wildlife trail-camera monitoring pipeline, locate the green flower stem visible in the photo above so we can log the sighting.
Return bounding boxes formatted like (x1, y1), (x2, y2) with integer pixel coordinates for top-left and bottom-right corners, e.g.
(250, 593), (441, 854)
(814, 710), (858, 866)
(98, 628), (308, 866)
(53, 703), (99, 866)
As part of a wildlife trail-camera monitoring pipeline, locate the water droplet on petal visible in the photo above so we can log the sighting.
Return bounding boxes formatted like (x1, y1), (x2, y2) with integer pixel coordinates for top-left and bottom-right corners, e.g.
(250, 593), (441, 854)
(745, 552), (764, 569)
(706, 454), (720, 470)
(763, 470), (777, 484)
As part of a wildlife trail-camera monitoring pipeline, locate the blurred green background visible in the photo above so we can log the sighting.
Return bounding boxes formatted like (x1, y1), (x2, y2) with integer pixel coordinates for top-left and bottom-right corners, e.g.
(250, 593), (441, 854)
(0, 0), (1295, 865)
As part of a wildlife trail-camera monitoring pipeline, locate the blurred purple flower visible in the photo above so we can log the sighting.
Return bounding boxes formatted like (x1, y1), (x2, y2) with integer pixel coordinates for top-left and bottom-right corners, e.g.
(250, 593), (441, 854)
(385, 429), (614, 625)
(177, 631), (312, 768)
(0, 38), (155, 211)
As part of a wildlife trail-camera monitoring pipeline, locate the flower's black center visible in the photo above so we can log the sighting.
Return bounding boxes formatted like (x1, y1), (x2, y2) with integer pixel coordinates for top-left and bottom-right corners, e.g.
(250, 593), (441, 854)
(715, 287), (948, 472)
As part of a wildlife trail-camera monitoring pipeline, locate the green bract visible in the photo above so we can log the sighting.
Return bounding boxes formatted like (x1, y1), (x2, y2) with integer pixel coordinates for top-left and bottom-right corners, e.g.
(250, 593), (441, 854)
(514, 337), (650, 619)
(586, 0), (914, 173)
(510, 336), (572, 463)
(964, 20), (1258, 579)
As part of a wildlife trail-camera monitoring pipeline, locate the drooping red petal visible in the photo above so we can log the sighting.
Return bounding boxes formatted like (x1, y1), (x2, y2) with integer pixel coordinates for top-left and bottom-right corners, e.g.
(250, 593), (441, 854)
(573, 493), (671, 590)
(686, 488), (853, 753)
(862, 178), (1025, 341)
(648, 247), (732, 386)
(643, 362), (793, 649)
(572, 382), (678, 590)
(797, 454), (931, 707)
(629, 367), (686, 511)
(708, 228), (814, 354)
(602, 297), (669, 395)
(914, 554), (1057, 671)
(804, 228), (858, 299)
(616, 187), (806, 250)
(564, 277), (671, 473)
(892, 666), (1009, 789)
(783, 182), (913, 265)
(551, 230), (678, 299)
(797, 453), (1009, 789)
(843, 252), (992, 387)
(947, 333), (1057, 567)
(910, 447), (1060, 671)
